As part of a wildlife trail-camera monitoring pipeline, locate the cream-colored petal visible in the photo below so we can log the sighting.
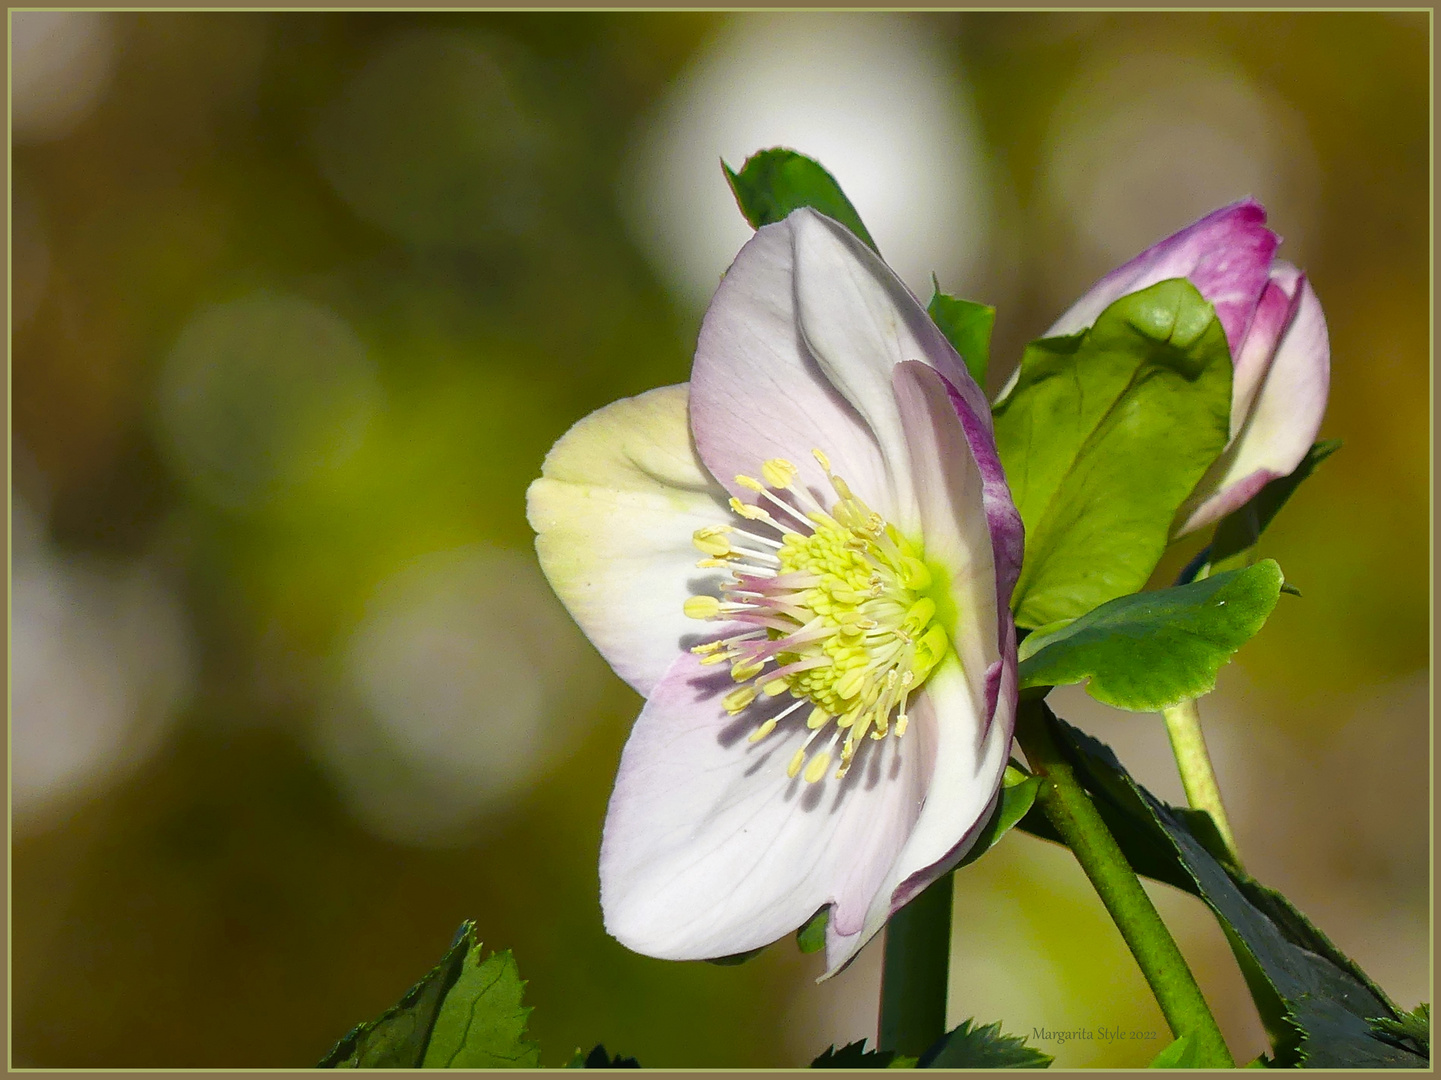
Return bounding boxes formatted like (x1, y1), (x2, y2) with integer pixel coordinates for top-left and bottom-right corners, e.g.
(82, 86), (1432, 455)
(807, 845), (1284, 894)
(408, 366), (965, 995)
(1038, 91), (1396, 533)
(526, 383), (731, 696)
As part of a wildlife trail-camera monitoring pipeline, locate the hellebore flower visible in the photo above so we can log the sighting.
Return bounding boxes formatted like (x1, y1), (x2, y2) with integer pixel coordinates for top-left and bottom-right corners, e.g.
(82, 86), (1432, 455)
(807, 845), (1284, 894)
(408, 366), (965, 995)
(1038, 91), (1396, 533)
(1045, 199), (1330, 536)
(527, 209), (1023, 974)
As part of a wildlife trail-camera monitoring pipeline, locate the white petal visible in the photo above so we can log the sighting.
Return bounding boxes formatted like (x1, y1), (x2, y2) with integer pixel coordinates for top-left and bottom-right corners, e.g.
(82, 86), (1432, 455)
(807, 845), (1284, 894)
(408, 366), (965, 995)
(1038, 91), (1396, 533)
(826, 654), (1013, 975)
(790, 210), (983, 532)
(690, 215), (891, 520)
(601, 651), (931, 961)
(526, 384), (730, 696)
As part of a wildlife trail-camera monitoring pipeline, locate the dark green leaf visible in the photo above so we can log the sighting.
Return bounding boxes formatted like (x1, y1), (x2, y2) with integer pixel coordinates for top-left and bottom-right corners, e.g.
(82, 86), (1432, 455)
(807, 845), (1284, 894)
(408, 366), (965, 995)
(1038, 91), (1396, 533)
(1015, 561), (1285, 711)
(956, 764), (1043, 869)
(1370, 1003), (1429, 1056)
(318, 920), (473, 1068)
(1028, 712), (1426, 1068)
(422, 940), (541, 1067)
(1208, 440), (1342, 571)
(723, 148), (877, 252)
(994, 279), (1233, 629)
(797, 907), (828, 954)
(567, 1044), (640, 1068)
(1148, 1035), (1199, 1068)
(918, 1019), (1053, 1068)
(928, 282), (994, 387)
(812, 1039), (898, 1068)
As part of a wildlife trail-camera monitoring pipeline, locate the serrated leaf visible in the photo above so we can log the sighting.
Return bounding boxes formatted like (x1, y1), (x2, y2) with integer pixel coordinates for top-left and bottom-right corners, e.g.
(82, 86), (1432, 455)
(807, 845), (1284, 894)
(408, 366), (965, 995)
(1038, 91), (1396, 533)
(1015, 561), (1285, 711)
(1024, 709), (1426, 1068)
(928, 283), (994, 387)
(723, 147), (877, 252)
(918, 1019), (1053, 1068)
(812, 1039), (899, 1068)
(422, 942), (540, 1068)
(1148, 1035), (1199, 1068)
(797, 907), (828, 954)
(994, 279), (1233, 629)
(318, 921), (473, 1068)
(1207, 440), (1341, 572)
(956, 764), (1043, 869)
(1370, 1003), (1429, 1056)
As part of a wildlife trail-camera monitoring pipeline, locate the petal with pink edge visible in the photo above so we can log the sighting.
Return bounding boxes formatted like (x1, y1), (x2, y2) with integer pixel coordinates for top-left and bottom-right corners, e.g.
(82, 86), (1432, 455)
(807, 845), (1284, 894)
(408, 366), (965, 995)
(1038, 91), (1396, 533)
(1045, 200), (1279, 361)
(690, 215), (891, 523)
(527, 384), (730, 696)
(1174, 273), (1330, 537)
(600, 650), (931, 964)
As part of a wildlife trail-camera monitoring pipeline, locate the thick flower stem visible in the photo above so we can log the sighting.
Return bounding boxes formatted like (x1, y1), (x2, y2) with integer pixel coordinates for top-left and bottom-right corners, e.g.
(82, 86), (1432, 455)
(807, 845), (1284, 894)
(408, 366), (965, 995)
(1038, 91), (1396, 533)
(1015, 701), (1234, 1068)
(1162, 698), (1242, 866)
(878, 872), (953, 1057)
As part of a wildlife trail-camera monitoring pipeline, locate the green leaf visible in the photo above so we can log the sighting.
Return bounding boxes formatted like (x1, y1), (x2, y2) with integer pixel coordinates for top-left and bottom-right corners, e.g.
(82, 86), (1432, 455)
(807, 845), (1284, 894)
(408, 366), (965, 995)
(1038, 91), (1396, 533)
(566, 1044), (641, 1068)
(1148, 1035), (1199, 1068)
(918, 1019), (1053, 1068)
(1024, 714), (1426, 1068)
(318, 921), (474, 1068)
(955, 764), (1043, 869)
(422, 939), (541, 1068)
(812, 1039), (900, 1068)
(928, 282), (994, 387)
(1015, 561), (1285, 711)
(1207, 439), (1342, 573)
(796, 907), (828, 954)
(1370, 1003), (1429, 1056)
(723, 148), (877, 252)
(993, 279), (1233, 629)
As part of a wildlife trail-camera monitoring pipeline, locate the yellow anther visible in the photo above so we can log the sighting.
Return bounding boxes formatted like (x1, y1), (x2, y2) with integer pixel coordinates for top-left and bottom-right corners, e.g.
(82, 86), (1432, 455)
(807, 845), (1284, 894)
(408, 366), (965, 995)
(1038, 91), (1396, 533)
(728, 496), (767, 521)
(835, 666), (868, 700)
(748, 718), (778, 743)
(804, 751), (832, 784)
(692, 639), (723, 654)
(699, 652), (732, 666)
(695, 557), (731, 569)
(731, 660), (765, 682)
(692, 526), (733, 557)
(684, 595), (722, 620)
(762, 678), (789, 697)
(895, 715), (909, 738)
(734, 474), (765, 493)
(762, 458), (798, 489)
(830, 474), (854, 500)
(787, 747), (807, 779)
(834, 761), (851, 780)
(723, 686), (759, 714)
(811, 448), (832, 470)
(806, 706), (830, 730)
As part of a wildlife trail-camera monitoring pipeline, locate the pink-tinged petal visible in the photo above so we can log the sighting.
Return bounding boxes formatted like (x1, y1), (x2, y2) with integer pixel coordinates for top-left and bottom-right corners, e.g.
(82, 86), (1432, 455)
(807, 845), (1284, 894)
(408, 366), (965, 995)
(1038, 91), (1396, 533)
(527, 384), (730, 695)
(790, 210), (990, 533)
(1047, 200), (1279, 361)
(1230, 263), (1304, 438)
(826, 653), (1014, 975)
(819, 362), (1020, 975)
(690, 215), (892, 523)
(1173, 273), (1330, 537)
(600, 651), (931, 962)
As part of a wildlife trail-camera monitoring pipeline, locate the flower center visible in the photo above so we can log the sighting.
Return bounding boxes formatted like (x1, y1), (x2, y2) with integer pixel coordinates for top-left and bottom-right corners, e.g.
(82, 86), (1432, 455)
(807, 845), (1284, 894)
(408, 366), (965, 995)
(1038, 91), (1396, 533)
(684, 451), (949, 784)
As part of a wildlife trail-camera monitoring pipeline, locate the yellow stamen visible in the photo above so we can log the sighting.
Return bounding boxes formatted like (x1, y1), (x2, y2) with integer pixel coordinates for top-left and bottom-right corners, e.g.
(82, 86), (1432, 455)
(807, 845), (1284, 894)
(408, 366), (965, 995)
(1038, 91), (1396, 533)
(684, 595), (721, 620)
(762, 458), (798, 488)
(748, 718), (778, 743)
(693, 525), (733, 557)
(723, 686), (759, 714)
(787, 747), (807, 779)
(803, 751), (832, 784)
(762, 678), (789, 697)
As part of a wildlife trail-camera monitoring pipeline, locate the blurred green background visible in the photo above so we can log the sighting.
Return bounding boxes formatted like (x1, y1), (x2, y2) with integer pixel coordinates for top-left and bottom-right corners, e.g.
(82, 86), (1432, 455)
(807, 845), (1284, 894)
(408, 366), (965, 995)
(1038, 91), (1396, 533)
(10, 11), (1429, 1068)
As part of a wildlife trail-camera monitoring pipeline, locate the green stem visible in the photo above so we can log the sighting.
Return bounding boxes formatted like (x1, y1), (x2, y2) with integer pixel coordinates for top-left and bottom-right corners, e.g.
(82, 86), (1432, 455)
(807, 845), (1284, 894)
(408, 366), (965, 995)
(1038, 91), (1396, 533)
(1015, 701), (1234, 1068)
(1162, 698), (1242, 866)
(878, 871), (953, 1057)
